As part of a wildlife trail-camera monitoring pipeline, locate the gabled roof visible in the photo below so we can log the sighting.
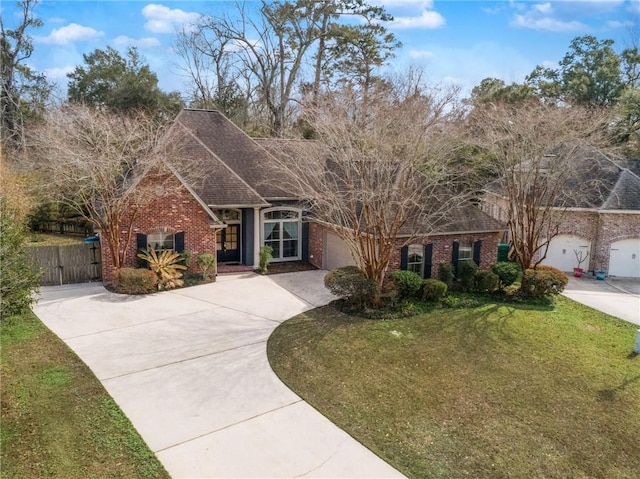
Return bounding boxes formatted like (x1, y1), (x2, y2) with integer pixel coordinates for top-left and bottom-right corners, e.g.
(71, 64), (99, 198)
(485, 147), (640, 211)
(175, 109), (296, 204)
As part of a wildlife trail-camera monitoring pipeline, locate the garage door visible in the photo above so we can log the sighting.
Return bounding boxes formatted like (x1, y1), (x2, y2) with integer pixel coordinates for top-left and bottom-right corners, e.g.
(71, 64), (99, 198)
(541, 235), (590, 272)
(324, 232), (356, 270)
(609, 239), (640, 278)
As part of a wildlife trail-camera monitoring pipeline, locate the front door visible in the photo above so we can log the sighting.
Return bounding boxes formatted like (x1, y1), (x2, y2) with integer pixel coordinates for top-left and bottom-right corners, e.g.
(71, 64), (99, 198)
(217, 224), (240, 263)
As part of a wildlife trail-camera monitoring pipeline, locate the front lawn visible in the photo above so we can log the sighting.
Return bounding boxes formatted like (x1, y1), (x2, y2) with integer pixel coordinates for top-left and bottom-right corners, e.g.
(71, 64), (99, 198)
(268, 297), (640, 479)
(1, 311), (170, 479)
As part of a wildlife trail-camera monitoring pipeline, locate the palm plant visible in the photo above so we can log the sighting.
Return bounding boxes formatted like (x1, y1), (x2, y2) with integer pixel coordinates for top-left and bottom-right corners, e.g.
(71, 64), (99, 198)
(137, 249), (187, 290)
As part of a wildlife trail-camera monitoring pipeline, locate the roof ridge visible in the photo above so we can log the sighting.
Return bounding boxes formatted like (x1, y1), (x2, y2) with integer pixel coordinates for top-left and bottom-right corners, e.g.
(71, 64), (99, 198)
(174, 118), (269, 207)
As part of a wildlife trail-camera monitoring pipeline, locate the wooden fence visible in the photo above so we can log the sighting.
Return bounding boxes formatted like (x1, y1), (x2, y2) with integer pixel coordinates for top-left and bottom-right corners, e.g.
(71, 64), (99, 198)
(27, 243), (102, 286)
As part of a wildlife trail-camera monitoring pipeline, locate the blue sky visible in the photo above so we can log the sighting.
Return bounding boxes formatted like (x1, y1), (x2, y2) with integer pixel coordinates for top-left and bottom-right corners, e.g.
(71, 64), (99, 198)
(4, 0), (639, 99)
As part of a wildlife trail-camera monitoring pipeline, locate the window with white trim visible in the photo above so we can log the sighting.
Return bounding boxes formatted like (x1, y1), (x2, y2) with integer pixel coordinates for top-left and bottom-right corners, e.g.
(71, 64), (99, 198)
(262, 208), (301, 261)
(458, 242), (473, 261)
(407, 244), (423, 276)
(147, 231), (174, 251)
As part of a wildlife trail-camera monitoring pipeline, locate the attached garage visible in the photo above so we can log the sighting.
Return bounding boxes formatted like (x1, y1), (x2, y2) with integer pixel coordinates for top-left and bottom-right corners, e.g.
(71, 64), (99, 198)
(541, 235), (591, 273)
(324, 232), (356, 270)
(609, 239), (640, 278)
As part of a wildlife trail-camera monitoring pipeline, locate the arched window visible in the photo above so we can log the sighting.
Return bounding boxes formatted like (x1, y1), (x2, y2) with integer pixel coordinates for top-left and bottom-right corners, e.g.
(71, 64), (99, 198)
(261, 208), (301, 261)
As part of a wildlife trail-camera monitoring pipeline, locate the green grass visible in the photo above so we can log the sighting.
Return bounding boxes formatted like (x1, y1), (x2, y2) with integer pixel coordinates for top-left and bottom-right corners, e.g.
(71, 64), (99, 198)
(268, 297), (640, 479)
(0, 311), (170, 479)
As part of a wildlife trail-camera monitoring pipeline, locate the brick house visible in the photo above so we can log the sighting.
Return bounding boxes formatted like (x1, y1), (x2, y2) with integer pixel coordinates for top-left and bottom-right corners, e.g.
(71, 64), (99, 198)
(481, 152), (640, 278)
(101, 108), (507, 281)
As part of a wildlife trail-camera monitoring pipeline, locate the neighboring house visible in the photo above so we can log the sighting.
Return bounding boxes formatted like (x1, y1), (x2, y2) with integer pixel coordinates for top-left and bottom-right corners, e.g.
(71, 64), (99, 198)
(101, 109), (507, 281)
(482, 151), (640, 278)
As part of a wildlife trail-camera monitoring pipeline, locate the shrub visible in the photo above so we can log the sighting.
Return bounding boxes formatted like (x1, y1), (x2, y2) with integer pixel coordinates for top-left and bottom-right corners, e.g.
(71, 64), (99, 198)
(520, 265), (568, 298)
(491, 262), (521, 288)
(389, 270), (422, 299)
(0, 202), (40, 317)
(474, 269), (500, 293)
(457, 260), (478, 292)
(197, 253), (216, 280)
(324, 266), (379, 309)
(113, 268), (157, 294)
(437, 263), (454, 289)
(258, 245), (273, 274)
(137, 249), (187, 290)
(421, 279), (448, 301)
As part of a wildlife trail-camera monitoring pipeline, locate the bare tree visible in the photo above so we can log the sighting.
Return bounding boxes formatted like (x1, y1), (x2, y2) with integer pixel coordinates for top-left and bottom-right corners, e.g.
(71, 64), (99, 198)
(267, 81), (470, 295)
(1, 0), (52, 152)
(471, 102), (611, 269)
(30, 105), (197, 272)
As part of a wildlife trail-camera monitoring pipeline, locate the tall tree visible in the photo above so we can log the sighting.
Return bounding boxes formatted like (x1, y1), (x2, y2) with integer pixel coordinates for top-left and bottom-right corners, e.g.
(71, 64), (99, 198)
(469, 77), (535, 105)
(267, 78), (470, 298)
(67, 46), (183, 117)
(1, 0), (51, 152)
(526, 35), (639, 107)
(471, 103), (611, 270)
(30, 106), (199, 273)
(176, 0), (398, 135)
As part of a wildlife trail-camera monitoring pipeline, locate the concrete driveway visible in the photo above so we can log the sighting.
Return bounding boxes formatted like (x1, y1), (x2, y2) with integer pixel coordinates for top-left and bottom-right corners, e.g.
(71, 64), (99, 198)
(563, 276), (640, 326)
(34, 270), (405, 479)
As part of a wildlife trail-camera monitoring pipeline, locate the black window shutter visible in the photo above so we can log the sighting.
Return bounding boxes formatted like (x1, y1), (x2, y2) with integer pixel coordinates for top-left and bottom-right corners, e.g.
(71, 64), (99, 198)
(136, 233), (147, 251)
(400, 245), (408, 270)
(175, 232), (185, 252)
(473, 240), (482, 266)
(452, 241), (460, 276)
(423, 243), (433, 279)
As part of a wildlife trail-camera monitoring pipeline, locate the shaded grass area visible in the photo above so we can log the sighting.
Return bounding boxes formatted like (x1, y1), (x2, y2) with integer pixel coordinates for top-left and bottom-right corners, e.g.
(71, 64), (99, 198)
(268, 297), (640, 479)
(25, 233), (84, 246)
(1, 311), (170, 479)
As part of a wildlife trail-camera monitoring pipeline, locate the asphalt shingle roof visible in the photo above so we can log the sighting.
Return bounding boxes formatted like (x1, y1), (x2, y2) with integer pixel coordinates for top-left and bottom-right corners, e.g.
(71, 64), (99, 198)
(485, 147), (640, 211)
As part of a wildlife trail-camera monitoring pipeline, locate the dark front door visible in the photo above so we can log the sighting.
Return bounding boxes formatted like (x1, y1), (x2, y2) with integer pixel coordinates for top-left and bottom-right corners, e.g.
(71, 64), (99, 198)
(217, 224), (240, 263)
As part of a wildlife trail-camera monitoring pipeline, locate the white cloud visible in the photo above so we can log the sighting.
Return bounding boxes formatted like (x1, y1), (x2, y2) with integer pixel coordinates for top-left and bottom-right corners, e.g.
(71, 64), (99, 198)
(629, 0), (640, 13)
(114, 35), (161, 49)
(606, 19), (634, 28)
(533, 2), (553, 14)
(36, 23), (103, 44)
(142, 4), (200, 33)
(388, 10), (445, 29)
(44, 65), (75, 80)
(409, 49), (434, 59)
(511, 14), (587, 32)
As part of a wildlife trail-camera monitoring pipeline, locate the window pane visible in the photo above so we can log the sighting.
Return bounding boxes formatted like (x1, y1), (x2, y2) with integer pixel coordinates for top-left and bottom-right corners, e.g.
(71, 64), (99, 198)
(283, 240), (298, 257)
(283, 221), (298, 240)
(147, 232), (174, 251)
(459, 244), (472, 260)
(265, 240), (280, 258)
(264, 222), (279, 240)
(408, 263), (422, 274)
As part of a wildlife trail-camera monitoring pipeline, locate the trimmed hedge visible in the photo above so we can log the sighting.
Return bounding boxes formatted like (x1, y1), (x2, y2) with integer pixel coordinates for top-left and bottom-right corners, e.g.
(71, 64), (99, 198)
(437, 263), (454, 289)
(457, 260), (478, 292)
(491, 262), (521, 288)
(113, 267), (158, 295)
(389, 270), (423, 299)
(421, 279), (448, 301)
(325, 266), (379, 309)
(473, 269), (500, 293)
(520, 265), (568, 298)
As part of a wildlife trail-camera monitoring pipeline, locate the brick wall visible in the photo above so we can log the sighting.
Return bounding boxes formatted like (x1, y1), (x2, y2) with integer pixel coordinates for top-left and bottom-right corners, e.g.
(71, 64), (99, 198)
(596, 212), (640, 271)
(307, 222), (324, 269)
(309, 222), (501, 274)
(100, 175), (217, 282)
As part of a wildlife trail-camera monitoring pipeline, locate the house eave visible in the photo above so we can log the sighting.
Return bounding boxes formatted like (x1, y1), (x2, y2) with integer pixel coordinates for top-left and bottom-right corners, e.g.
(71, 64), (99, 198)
(598, 209), (640, 214)
(397, 229), (507, 238)
(208, 203), (270, 209)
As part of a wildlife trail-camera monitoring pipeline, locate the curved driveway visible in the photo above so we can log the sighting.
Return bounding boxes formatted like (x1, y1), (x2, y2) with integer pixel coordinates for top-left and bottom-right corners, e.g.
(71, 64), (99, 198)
(34, 270), (405, 479)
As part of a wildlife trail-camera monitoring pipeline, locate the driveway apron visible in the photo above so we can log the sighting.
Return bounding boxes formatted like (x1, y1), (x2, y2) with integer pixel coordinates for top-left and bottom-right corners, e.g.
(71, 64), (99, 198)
(563, 276), (640, 326)
(33, 270), (405, 479)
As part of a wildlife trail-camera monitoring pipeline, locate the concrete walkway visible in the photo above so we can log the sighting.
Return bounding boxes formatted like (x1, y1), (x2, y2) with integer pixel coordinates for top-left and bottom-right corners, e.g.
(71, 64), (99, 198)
(33, 271), (406, 479)
(563, 276), (640, 326)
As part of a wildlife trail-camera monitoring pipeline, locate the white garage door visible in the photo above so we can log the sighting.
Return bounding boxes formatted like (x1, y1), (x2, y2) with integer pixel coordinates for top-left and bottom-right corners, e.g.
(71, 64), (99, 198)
(541, 235), (590, 272)
(324, 232), (356, 270)
(609, 239), (640, 278)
